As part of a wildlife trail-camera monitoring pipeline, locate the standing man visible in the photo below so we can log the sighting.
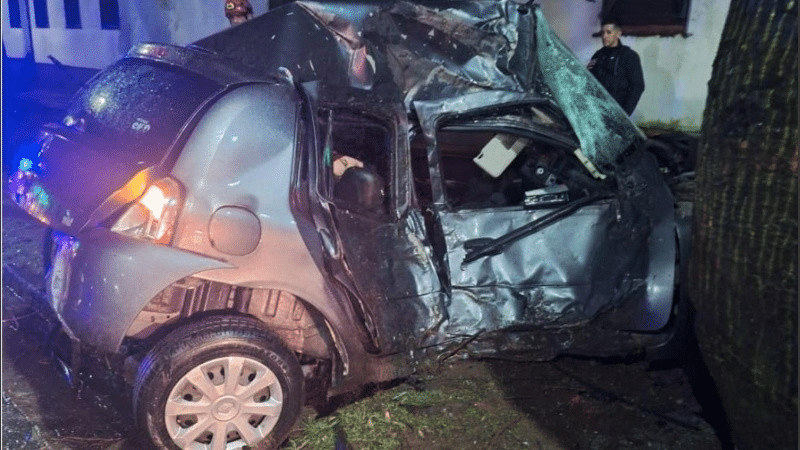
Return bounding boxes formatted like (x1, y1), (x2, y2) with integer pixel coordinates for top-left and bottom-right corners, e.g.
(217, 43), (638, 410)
(588, 20), (645, 115)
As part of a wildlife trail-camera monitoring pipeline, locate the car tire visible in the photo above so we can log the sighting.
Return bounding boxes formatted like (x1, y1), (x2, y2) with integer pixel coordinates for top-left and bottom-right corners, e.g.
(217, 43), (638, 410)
(133, 315), (304, 450)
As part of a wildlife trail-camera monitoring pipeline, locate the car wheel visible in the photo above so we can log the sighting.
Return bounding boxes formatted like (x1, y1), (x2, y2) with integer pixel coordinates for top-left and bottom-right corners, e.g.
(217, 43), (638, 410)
(133, 315), (304, 450)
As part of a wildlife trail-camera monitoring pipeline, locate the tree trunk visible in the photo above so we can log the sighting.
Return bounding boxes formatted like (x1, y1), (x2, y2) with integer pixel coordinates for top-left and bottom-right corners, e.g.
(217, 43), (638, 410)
(689, 1), (797, 449)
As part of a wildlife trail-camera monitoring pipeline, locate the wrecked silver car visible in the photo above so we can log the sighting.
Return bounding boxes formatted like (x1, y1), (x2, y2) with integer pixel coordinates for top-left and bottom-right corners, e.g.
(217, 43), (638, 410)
(8, 1), (692, 449)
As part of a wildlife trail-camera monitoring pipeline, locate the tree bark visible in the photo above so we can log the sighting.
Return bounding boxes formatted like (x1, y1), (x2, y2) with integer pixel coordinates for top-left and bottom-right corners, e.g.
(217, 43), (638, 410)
(689, 1), (797, 449)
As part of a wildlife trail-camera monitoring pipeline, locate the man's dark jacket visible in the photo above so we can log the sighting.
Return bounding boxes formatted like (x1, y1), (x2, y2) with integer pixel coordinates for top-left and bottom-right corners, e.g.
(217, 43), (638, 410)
(589, 43), (644, 115)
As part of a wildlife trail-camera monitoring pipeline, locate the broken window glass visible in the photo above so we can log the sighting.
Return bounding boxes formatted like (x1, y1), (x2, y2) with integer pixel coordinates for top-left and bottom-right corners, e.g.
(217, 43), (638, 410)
(534, 8), (644, 167)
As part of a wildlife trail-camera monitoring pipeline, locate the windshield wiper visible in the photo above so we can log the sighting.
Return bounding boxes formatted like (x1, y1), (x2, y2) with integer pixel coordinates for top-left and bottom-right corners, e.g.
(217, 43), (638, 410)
(461, 193), (613, 265)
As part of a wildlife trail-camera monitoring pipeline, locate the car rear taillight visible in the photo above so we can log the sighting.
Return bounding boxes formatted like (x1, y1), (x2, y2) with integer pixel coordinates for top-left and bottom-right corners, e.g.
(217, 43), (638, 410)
(111, 177), (182, 244)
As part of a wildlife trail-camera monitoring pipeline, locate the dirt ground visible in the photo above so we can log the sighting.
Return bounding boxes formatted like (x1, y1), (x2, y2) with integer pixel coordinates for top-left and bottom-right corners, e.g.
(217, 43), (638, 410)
(2, 196), (729, 450)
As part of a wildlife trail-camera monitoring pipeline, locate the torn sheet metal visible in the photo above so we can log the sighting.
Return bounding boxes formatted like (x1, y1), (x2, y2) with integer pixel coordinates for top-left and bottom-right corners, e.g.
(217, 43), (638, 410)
(332, 209), (445, 353)
(194, 1), (640, 167)
(193, 1), (538, 104)
(425, 147), (677, 361)
(438, 199), (649, 326)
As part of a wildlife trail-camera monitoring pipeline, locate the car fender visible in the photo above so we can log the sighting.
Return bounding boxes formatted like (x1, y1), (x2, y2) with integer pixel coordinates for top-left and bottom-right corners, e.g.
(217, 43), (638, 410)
(53, 227), (231, 352)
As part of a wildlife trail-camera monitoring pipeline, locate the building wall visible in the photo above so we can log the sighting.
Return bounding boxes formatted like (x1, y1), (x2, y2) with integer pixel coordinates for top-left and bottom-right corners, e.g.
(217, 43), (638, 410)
(2, 0), (268, 69)
(4, 0), (729, 131)
(541, 0), (732, 132)
(3, 0), (121, 68)
(116, 0), (269, 55)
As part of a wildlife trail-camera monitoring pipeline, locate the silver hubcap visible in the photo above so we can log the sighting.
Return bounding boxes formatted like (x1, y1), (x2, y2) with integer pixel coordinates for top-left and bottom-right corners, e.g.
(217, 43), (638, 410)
(165, 356), (283, 450)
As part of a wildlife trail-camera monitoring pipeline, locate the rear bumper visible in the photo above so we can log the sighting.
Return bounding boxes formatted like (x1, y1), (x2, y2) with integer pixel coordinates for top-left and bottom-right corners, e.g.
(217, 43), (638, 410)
(48, 227), (231, 353)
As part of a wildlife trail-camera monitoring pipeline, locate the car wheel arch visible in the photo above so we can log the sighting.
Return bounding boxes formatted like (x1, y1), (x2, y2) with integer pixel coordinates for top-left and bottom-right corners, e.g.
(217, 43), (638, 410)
(122, 278), (347, 381)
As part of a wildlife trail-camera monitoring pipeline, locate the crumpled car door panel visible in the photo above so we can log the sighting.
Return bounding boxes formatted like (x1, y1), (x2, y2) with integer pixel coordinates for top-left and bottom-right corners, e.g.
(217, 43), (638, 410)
(415, 97), (676, 341)
(440, 200), (649, 331)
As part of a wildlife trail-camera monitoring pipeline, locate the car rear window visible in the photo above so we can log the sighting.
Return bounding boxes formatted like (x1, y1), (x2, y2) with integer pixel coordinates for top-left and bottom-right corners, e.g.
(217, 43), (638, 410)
(63, 58), (222, 164)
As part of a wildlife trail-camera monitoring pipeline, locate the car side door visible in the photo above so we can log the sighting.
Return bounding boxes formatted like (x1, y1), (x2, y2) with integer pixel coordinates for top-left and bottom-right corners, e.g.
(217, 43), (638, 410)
(414, 101), (658, 336)
(308, 104), (443, 354)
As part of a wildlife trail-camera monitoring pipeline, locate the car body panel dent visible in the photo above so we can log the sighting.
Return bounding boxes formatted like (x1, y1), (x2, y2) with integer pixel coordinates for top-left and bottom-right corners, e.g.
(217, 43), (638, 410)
(438, 201), (651, 333)
(615, 149), (677, 331)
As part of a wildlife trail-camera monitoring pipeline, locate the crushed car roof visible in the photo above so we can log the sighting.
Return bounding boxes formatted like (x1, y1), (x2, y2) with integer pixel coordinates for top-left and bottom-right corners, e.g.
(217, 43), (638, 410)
(191, 0), (642, 165)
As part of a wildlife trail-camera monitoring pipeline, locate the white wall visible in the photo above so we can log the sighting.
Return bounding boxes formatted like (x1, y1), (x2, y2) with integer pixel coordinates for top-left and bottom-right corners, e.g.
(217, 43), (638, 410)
(116, 0), (250, 55)
(2, 0), (269, 69)
(4, 0), (730, 131)
(3, 0), (121, 68)
(540, 0), (731, 132)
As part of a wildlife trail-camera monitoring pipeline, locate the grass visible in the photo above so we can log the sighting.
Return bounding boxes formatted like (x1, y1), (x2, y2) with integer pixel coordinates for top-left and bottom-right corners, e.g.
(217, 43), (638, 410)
(282, 365), (547, 450)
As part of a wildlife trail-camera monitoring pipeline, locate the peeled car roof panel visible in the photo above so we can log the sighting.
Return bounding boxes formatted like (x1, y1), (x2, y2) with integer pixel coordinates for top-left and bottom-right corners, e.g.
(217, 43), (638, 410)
(192, 1), (537, 101)
(193, 1), (642, 166)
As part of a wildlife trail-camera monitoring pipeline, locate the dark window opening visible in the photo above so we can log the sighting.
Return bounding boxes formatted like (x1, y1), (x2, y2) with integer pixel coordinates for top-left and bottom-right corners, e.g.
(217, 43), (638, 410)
(434, 106), (606, 210)
(410, 131), (433, 209)
(436, 130), (531, 209)
(33, 0), (49, 28)
(601, 0), (691, 37)
(99, 0), (119, 30)
(8, 0), (22, 28)
(64, 0), (81, 29)
(318, 108), (392, 215)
